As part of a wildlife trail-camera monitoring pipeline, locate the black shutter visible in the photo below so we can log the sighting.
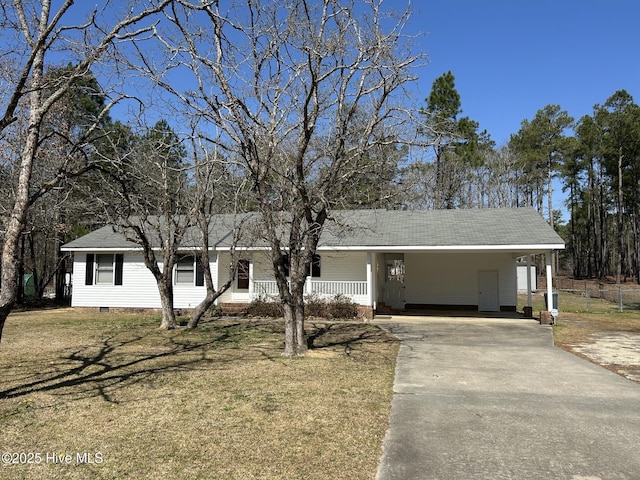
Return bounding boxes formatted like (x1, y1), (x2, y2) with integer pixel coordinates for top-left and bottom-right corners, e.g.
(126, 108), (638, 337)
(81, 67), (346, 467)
(311, 254), (321, 278)
(283, 254), (290, 277)
(85, 254), (94, 285)
(114, 254), (124, 286)
(195, 256), (205, 287)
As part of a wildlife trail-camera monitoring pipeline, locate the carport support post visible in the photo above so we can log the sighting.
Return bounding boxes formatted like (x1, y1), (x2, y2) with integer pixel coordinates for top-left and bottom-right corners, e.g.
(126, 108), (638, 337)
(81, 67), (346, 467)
(526, 255), (532, 308)
(366, 252), (376, 312)
(545, 251), (553, 312)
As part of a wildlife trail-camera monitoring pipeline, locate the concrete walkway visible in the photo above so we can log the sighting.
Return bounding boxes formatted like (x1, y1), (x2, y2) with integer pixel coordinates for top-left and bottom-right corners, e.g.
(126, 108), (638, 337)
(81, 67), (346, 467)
(374, 315), (640, 480)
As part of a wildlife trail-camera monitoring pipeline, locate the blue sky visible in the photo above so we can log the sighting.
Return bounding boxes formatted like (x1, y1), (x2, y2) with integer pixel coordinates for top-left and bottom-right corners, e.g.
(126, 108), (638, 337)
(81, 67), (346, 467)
(46, 1), (638, 220)
(405, 0), (640, 145)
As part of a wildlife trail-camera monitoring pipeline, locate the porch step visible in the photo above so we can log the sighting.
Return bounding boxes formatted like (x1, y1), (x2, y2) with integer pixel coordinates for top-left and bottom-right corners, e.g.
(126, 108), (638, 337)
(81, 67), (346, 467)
(376, 302), (401, 315)
(219, 303), (249, 316)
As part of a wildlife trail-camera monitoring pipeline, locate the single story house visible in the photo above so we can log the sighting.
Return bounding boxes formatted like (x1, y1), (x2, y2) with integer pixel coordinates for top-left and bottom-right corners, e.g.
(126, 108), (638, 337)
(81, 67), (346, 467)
(61, 208), (565, 318)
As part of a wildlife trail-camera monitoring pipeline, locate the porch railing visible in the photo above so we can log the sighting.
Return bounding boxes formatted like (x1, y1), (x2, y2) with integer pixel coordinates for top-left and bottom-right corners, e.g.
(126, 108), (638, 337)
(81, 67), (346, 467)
(252, 280), (368, 304)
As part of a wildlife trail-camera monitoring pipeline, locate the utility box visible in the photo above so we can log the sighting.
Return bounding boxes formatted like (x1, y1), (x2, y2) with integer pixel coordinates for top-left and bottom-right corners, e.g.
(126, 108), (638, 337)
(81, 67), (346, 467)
(544, 292), (559, 318)
(544, 292), (558, 309)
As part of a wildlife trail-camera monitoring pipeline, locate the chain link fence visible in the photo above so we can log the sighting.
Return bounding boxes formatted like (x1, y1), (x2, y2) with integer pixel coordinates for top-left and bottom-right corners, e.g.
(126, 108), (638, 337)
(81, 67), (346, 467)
(554, 277), (640, 312)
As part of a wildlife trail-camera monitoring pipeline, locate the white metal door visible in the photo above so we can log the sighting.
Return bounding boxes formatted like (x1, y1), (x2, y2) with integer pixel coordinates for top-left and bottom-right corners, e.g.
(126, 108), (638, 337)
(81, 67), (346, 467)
(383, 280), (405, 310)
(478, 270), (499, 311)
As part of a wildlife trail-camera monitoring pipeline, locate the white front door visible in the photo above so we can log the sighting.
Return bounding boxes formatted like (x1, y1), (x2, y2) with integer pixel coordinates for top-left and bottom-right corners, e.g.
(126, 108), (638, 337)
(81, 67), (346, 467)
(478, 270), (499, 311)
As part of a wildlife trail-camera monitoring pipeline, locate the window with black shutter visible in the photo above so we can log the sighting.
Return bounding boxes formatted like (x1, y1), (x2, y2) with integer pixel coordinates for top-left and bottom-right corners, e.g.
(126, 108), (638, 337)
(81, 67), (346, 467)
(95, 254), (115, 284)
(85, 253), (124, 286)
(175, 255), (196, 284)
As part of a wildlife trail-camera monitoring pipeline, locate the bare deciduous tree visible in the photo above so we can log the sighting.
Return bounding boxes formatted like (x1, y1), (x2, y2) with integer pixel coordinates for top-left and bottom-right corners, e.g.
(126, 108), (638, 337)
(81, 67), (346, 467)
(0, 0), (171, 344)
(139, 0), (422, 355)
(98, 119), (248, 330)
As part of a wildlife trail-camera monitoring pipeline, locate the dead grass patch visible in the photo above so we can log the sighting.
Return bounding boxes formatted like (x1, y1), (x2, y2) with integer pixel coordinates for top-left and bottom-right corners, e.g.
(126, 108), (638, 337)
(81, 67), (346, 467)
(0, 310), (398, 479)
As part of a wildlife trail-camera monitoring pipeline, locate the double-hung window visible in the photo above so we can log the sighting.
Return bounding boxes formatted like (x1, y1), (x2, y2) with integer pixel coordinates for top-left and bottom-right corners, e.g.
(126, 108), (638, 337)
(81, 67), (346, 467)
(175, 254), (206, 286)
(176, 255), (195, 284)
(85, 253), (123, 285)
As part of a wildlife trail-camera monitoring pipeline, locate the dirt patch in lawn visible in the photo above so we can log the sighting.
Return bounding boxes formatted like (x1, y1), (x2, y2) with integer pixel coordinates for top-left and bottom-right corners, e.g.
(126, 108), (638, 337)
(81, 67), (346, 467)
(521, 290), (640, 384)
(550, 304), (640, 384)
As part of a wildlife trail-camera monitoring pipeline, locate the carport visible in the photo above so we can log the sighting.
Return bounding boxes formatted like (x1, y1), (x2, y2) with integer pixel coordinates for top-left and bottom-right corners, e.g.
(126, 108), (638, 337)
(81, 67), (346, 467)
(347, 209), (566, 315)
(374, 250), (555, 314)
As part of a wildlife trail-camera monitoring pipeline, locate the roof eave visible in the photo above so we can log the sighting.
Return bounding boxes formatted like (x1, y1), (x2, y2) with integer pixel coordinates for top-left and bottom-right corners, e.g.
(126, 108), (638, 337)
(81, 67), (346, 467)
(316, 244), (565, 252)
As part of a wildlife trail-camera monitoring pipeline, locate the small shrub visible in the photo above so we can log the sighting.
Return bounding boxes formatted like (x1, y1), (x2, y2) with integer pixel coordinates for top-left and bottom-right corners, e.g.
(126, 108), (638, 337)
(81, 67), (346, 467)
(207, 304), (224, 317)
(327, 293), (358, 319)
(304, 292), (329, 318)
(246, 296), (283, 317)
(304, 293), (358, 320)
(245, 293), (358, 320)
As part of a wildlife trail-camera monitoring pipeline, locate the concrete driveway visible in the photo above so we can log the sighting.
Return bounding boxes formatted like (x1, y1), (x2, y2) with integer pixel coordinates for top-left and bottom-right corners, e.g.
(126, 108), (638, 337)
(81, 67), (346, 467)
(374, 315), (640, 480)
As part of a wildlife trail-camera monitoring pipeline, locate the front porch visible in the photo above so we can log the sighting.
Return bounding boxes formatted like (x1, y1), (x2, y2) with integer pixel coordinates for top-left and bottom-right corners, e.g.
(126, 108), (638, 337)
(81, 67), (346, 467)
(222, 250), (558, 319)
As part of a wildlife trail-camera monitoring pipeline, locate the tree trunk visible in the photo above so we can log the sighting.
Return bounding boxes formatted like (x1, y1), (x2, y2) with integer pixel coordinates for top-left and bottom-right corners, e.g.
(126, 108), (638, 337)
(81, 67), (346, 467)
(635, 210), (640, 284)
(617, 148), (624, 284)
(547, 157), (556, 275)
(157, 279), (176, 329)
(598, 165), (606, 279)
(188, 288), (215, 329)
(0, 47), (45, 344)
(187, 208), (237, 328)
(187, 252), (234, 329)
(0, 305), (10, 345)
(282, 279), (307, 357)
(188, 245), (216, 329)
(282, 303), (307, 356)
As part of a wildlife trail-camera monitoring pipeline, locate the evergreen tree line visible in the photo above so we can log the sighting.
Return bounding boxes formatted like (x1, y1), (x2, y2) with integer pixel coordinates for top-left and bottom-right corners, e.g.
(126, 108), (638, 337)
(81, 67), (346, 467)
(4, 66), (640, 307)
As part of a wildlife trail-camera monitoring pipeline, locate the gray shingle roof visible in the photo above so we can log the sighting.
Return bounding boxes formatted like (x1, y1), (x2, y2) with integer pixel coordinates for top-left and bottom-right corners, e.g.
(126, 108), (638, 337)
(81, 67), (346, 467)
(320, 208), (564, 248)
(62, 208), (564, 252)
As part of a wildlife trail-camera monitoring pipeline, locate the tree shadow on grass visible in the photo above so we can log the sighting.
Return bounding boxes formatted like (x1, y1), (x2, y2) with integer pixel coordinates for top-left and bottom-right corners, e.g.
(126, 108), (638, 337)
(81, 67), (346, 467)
(0, 323), (251, 403)
(306, 322), (394, 353)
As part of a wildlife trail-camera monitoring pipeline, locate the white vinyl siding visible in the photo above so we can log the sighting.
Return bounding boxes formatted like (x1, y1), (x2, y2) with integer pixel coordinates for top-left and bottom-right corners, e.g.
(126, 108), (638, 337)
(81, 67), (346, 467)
(72, 252), (218, 309)
(316, 251), (367, 281)
(71, 249), (519, 311)
(404, 252), (516, 308)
